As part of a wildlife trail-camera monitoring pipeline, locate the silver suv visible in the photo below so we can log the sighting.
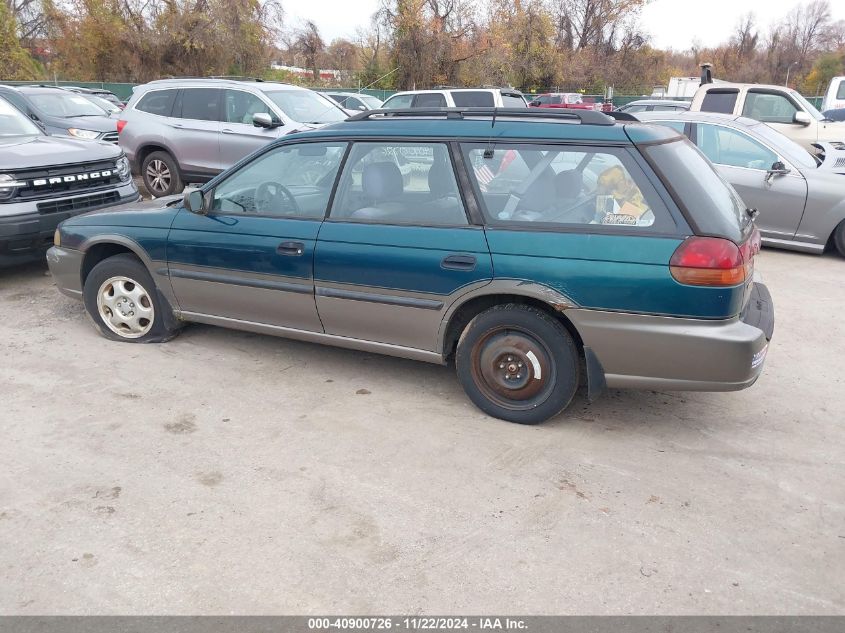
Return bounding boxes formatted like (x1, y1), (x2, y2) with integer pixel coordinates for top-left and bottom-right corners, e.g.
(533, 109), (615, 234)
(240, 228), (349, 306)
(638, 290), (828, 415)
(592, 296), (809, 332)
(118, 78), (348, 197)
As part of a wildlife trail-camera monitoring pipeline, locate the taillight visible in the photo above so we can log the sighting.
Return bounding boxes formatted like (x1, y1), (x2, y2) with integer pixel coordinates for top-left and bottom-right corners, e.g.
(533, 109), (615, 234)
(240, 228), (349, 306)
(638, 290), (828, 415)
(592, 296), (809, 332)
(670, 236), (746, 286)
(116, 120), (126, 134)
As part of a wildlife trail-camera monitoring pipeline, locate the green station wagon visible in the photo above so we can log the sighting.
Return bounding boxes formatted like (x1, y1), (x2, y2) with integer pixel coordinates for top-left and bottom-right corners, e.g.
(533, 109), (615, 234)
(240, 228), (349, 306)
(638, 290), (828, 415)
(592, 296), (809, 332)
(47, 108), (774, 424)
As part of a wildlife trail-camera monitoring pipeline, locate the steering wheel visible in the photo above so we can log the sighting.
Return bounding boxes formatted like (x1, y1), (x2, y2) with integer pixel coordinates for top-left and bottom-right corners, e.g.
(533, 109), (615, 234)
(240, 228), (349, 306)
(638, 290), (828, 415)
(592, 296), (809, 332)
(254, 181), (300, 215)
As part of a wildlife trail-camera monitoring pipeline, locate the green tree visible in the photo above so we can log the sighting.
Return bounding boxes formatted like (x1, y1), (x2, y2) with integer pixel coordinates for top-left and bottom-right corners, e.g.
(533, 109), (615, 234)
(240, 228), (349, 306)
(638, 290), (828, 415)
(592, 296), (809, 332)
(0, 0), (42, 79)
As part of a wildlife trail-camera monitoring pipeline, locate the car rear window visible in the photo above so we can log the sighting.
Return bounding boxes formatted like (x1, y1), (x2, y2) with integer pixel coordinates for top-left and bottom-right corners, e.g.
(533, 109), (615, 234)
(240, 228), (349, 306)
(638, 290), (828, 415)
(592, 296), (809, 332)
(643, 138), (749, 243)
(461, 143), (675, 232)
(451, 91), (495, 107)
(412, 93), (447, 107)
(700, 90), (739, 114)
(135, 90), (177, 116)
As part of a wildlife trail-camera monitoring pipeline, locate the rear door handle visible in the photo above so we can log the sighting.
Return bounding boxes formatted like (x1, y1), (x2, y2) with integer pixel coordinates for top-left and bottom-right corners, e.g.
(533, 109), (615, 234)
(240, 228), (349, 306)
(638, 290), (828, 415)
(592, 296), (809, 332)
(277, 241), (304, 256)
(221, 128), (235, 134)
(441, 254), (476, 271)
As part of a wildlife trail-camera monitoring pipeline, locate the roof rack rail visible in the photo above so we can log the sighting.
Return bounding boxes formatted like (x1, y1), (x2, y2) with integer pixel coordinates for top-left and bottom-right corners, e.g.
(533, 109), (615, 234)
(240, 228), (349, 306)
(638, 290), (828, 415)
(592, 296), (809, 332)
(346, 107), (616, 126)
(605, 111), (638, 122)
(148, 76), (265, 83)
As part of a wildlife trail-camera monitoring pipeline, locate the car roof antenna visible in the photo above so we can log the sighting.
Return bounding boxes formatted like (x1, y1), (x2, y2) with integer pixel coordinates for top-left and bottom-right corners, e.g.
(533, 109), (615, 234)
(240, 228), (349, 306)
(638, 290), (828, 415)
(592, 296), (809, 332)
(483, 108), (497, 159)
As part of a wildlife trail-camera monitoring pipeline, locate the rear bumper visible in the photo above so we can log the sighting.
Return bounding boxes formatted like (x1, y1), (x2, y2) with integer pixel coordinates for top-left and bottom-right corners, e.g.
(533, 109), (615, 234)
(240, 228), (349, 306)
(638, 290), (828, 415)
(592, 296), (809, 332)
(0, 182), (139, 267)
(569, 282), (774, 392)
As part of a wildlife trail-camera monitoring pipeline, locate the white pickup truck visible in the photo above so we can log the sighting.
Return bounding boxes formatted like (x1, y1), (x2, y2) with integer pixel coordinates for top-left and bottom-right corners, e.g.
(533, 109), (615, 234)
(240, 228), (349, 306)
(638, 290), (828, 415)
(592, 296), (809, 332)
(689, 82), (845, 152)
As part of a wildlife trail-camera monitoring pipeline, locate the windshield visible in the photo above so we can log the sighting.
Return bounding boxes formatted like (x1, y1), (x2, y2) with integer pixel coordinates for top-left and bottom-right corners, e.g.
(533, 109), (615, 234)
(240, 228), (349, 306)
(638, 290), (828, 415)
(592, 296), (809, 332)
(29, 92), (106, 117)
(789, 90), (825, 121)
(360, 95), (383, 109)
(84, 95), (118, 114)
(747, 120), (818, 168)
(0, 97), (43, 136)
(262, 89), (346, 124)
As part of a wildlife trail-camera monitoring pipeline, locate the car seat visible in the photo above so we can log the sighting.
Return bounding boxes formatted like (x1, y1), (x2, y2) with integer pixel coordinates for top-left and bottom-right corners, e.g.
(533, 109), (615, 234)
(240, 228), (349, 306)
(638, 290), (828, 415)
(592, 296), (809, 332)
(350, 162), (405, 220)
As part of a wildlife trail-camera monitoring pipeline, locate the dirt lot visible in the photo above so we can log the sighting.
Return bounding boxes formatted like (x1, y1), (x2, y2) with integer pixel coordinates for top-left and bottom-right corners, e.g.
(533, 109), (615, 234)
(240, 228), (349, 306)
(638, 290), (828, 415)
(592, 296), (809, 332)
(0, 249), (843, 615)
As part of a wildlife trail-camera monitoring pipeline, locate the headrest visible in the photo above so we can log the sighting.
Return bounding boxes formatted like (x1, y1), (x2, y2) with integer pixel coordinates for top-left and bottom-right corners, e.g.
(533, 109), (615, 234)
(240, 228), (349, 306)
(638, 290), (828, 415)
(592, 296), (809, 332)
(362, 162), (403, 201)
(555, 170), (583, 199)
(428, 159), (453, 197)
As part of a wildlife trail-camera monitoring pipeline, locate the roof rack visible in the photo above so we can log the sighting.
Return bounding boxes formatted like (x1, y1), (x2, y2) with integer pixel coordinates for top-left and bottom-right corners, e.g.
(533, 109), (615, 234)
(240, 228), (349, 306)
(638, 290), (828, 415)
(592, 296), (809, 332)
(346, 107), (616, 126)
(148, 76), (264, 83)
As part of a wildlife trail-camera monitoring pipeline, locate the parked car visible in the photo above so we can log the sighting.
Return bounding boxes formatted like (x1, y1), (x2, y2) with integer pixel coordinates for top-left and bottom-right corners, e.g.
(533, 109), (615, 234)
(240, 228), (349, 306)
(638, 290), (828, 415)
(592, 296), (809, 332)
(637, 111), (845, 256)
(62, 86), (124, 110)
(820, 76), (845, 112)
(47, 107), (773, 424)
(381, 88), (528, 109)
(323, 92), (383, 111)
(616, 99), (690, 113)
(0, 95), (137, 266)
(0, 84), (119, 143)
(689, 81), (845, 151)
(529, 93), (612, 112)
(822, 108), (845, 122)
(74, 92), (122, 115)
(118, 78), (348, 197)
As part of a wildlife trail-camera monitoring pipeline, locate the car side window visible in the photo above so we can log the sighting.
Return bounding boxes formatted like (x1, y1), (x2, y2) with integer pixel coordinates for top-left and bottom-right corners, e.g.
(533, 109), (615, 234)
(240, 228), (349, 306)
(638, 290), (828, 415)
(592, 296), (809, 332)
(701, 90), (738, 114)
(330, 142), (468, 226)
(695, 124), (778, 170)
(224, 90), (271, 125)
(502, 94), (526, 107)
(135, 90), (177, 116)
(211, 142), (347, 218)
(412, 93), (447, 107)
(742, 91), (799, 124)
(345, 97), (366, 110)
(178, 88), (222, 122)
(462, 143), (672, 230)
(451, 91), (495, 107)
(382, 94), (413, 109)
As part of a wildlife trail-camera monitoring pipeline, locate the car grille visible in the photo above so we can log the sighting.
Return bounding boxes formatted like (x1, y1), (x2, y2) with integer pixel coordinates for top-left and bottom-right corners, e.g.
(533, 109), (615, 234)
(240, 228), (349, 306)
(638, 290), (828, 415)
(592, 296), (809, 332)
(834, 157), (845, 169)
(37, 190), (120, 215)
(101, 132), (119, 144)
(9, 160), (121, 200)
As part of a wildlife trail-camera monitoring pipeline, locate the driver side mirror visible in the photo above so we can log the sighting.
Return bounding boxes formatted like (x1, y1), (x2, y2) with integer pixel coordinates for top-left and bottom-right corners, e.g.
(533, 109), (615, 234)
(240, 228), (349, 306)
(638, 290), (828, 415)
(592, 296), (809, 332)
(765, 160), (790, 183)
(793, 111), (811, 126)
(253, 112), (281, 129)
(183, 189), (206, 214)
(529, 101), (540, 107)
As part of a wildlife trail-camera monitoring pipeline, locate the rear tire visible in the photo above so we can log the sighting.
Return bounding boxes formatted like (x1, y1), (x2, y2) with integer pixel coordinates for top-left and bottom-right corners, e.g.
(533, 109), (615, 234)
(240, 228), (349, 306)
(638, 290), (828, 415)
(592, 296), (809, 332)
(142, 151), (184, 198)
(455, 304), (580, 424)
(83, 253), (180, 343)
(833, 220), (845, 258)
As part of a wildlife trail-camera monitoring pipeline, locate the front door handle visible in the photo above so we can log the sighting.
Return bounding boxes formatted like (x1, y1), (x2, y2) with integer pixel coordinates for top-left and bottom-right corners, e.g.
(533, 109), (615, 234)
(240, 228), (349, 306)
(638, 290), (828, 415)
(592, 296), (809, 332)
(221, 128), (235, 134)
(277, 241), (304, 256)
(441, 254), (476, 271)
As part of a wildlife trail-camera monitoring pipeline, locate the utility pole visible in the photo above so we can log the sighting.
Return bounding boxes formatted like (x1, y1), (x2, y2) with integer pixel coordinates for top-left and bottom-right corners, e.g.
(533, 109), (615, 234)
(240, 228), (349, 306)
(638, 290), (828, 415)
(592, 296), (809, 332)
(785, 62), (798, 88)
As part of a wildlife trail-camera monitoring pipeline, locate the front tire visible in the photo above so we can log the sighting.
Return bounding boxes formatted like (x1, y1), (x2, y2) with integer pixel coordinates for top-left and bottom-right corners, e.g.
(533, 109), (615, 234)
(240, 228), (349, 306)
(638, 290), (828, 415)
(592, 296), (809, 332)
(833, 220), (845, 258)
(455, 304), (580, 424)
(142, 151), (184, 198)
(83, 254), (180, 343)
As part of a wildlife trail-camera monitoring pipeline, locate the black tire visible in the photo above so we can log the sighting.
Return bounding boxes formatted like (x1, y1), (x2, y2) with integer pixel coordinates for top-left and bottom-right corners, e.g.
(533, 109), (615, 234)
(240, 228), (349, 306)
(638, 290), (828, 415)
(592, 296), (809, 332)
(141, 151), (184, 198)
(833, 220), (845, 258)
(455, 304), (580, 424)
(83, 253), (181, 343)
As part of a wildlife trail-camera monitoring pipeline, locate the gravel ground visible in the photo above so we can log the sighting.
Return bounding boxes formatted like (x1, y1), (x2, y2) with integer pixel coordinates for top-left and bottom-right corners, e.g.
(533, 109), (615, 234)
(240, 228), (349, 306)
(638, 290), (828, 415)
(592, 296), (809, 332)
(0, 248), (843, 614)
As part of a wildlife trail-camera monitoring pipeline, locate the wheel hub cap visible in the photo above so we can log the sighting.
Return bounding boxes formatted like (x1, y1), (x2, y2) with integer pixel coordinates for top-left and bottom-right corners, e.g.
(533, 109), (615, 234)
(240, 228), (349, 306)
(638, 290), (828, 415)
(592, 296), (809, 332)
(96, 276), (154, 339)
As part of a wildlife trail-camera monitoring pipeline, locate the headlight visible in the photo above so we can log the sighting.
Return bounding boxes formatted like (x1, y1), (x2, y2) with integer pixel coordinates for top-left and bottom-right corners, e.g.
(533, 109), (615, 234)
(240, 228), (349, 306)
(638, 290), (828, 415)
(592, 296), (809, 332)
(53, 228), (61, 247)
(67, 128), (100, 140)
(0, 173), (26, 201)
(115, 156), (131, 181)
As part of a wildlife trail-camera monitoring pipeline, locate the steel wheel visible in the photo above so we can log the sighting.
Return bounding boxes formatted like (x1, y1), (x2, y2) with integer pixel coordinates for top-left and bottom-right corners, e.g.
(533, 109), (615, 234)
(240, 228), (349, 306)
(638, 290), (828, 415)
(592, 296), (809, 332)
(470, 326), (556, 411)
(96, 276), (155, 339)
(145, 159), (171, 195)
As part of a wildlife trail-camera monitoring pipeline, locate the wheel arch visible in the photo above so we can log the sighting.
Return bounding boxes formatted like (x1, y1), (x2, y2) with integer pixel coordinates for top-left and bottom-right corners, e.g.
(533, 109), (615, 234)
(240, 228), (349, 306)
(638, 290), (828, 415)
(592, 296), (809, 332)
(439, 284), (584, 362)
(136, 143), (179, 172)
(80, 236), (157, 288)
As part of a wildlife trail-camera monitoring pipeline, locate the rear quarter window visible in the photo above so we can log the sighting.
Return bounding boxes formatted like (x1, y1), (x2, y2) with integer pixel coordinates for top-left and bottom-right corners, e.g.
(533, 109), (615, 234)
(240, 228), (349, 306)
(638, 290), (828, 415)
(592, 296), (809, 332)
(135, 90), (177, 116)
(700, 90), (739, 114)
(451, 91), (495, 107)
(643, 138), (748, 243)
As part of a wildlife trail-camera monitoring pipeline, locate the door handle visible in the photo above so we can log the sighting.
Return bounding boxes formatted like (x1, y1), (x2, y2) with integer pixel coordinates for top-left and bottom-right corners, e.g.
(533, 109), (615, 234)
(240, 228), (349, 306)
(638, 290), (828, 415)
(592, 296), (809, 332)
(441, 254), (476, 271)
(277, 241), (304, 256)
(171, 122), (183, 128)
(222, 128), (235, 134)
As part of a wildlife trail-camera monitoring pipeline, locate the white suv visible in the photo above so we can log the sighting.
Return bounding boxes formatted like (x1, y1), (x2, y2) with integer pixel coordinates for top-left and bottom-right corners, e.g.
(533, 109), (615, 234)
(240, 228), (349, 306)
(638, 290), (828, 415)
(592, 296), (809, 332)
(381, 88), (528, 109)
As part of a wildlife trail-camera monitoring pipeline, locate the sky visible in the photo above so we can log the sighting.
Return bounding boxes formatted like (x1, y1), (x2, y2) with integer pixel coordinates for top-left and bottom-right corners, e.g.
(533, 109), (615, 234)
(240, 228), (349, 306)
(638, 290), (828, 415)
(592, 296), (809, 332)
(282, 0), (845, 50)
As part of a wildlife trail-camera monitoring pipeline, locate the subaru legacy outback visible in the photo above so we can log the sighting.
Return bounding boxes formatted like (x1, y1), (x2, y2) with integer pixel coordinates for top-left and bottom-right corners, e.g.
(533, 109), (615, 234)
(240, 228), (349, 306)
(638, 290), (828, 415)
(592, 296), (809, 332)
(47, 108), (774, 424)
